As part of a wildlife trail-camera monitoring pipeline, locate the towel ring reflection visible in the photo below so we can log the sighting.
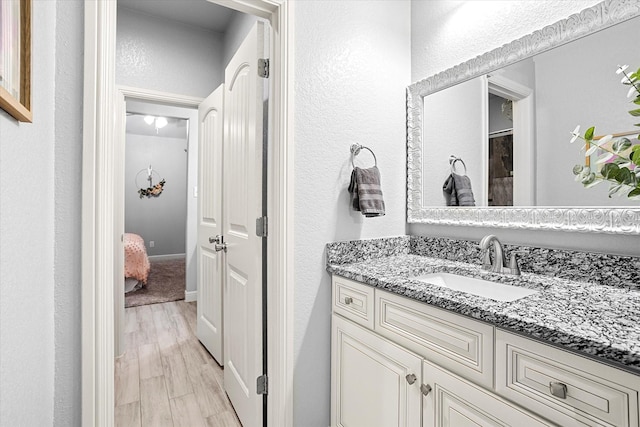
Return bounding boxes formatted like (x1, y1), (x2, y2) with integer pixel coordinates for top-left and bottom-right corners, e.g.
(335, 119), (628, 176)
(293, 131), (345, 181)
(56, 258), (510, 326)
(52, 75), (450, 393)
(449, 155), (467, 175)
(350, 143), (378, 168)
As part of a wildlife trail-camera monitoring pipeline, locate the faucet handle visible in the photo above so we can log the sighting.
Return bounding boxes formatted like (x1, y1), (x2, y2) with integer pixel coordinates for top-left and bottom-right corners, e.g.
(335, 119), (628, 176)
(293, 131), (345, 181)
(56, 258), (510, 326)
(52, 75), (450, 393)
(480, 247), (492, 270)
(508, 251), (527, 275)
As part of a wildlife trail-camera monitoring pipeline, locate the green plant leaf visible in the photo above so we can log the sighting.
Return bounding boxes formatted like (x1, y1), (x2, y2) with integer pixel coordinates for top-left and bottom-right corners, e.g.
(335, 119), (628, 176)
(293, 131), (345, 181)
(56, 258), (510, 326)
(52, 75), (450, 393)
(572, 164), (584, 175)
(584, 126), (595, 140)
(615, 168), (635, 185)
(628, 187), (640, 198)
(629, 109), (640, 117)
(631, 145), (640, 165)
(612, 138), (632, 153)
(601, 163), (620, 180)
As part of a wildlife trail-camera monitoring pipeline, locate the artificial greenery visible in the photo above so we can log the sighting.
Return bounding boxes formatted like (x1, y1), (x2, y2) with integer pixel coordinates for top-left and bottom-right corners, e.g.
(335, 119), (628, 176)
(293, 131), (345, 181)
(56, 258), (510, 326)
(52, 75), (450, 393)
(571, 65), (640, 200)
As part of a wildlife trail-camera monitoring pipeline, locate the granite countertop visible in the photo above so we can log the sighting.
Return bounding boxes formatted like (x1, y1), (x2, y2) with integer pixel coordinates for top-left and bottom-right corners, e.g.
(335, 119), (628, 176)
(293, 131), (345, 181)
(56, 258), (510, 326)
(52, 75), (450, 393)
(327, 253), (640, 375)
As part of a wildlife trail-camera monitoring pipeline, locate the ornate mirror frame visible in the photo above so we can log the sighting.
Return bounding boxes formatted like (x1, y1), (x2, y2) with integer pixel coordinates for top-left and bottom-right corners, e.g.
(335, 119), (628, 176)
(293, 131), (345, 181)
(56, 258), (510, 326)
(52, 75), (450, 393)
(407, 0), (640, 235)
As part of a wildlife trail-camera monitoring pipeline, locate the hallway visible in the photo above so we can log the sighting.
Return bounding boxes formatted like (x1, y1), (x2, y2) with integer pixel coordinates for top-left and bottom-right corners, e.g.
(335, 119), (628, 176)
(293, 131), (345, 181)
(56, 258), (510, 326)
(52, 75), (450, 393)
(115, 301), (240, 426)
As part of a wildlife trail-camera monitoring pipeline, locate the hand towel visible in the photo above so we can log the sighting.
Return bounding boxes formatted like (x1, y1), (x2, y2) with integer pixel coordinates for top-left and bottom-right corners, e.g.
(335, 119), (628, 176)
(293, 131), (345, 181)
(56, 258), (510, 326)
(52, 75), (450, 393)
(443, 173), (475, 206)
(348, 166), (386, 217)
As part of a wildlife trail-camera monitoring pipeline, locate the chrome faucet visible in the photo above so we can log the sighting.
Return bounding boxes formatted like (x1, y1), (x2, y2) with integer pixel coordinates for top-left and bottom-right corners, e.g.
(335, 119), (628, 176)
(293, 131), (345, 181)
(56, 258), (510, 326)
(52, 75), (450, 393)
(479, 235), (522, 275)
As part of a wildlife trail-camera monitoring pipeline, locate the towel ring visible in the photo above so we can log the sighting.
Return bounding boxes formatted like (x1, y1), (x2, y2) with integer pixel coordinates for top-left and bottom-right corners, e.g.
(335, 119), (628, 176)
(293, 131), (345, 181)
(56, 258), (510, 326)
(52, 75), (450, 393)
(350, 143), (377, 168)
(449, 156), (467, 175)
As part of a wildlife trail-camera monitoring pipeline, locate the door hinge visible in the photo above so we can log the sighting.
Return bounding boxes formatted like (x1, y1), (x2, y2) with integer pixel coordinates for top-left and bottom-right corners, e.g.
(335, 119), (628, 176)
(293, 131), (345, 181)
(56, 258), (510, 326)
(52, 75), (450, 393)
(256, 216), (268, 237)
(258, 58), (269, 78)
(257, 375), (268, 395)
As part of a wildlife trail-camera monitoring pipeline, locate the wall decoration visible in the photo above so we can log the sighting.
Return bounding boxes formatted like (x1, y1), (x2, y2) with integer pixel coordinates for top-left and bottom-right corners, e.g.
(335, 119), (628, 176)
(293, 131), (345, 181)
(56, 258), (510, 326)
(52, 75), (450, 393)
(0, 0), (31, 122)
(135, 165), (166, 198)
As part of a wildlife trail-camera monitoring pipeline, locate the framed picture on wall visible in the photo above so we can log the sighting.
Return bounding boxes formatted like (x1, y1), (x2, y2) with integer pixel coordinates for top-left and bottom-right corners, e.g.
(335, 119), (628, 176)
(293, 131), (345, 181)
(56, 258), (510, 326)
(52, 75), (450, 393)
(0, 0), (32, 122)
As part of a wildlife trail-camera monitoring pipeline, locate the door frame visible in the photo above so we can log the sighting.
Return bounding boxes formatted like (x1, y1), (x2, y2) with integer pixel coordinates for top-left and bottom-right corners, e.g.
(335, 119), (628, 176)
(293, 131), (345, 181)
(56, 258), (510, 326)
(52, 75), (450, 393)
(114, 86), (203, 357)
(81, 1), (295, 425)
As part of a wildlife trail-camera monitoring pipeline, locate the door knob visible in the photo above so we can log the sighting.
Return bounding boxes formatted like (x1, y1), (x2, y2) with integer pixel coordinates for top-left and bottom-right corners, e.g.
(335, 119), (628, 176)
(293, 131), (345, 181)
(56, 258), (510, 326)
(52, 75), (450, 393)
(214, 243), (228, 253)
(209, 235), (222, 244)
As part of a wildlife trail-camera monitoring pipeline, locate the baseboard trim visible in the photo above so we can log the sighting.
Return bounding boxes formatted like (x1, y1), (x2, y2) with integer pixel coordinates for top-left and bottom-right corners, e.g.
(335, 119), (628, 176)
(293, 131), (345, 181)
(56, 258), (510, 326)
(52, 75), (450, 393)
(184, 290), (197, 302)
(148, 253), (186, 262)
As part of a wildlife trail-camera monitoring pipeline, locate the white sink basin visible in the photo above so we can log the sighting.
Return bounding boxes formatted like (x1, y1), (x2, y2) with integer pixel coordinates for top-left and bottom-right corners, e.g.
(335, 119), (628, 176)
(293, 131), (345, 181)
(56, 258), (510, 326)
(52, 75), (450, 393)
(413, 272), (538, 302)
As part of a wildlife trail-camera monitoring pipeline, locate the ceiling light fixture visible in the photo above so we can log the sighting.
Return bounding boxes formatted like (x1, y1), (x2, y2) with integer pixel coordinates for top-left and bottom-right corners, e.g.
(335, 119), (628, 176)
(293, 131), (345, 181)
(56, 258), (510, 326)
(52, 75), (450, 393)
(142, 115), (169, 133)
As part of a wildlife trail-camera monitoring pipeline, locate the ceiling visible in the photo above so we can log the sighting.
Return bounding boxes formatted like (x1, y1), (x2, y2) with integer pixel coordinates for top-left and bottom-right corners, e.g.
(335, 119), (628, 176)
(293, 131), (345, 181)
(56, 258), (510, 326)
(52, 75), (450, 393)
(117, 0), (236, 33)
(126, 113), (189, 139)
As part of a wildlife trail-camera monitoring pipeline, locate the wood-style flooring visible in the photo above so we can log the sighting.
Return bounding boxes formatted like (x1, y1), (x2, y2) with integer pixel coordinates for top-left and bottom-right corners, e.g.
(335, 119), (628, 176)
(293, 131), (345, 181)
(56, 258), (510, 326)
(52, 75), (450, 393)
(115, 301), (241, 427)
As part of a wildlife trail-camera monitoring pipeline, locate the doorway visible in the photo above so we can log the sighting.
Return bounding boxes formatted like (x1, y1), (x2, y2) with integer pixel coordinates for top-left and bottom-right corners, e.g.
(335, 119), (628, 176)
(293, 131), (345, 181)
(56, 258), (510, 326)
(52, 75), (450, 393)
(82, 1), (294, 425)
(123, 110), (190, 306)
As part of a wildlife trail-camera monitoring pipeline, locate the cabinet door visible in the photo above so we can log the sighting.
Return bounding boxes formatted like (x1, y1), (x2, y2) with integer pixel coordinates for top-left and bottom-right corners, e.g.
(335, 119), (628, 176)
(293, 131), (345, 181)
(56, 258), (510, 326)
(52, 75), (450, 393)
(332, 314), (422, 427)
(422, 360), (553, 427)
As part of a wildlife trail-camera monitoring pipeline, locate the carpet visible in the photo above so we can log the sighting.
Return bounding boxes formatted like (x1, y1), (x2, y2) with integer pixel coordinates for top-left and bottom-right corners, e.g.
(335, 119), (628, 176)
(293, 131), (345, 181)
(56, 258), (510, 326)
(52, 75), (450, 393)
(125, 258), (185, 308)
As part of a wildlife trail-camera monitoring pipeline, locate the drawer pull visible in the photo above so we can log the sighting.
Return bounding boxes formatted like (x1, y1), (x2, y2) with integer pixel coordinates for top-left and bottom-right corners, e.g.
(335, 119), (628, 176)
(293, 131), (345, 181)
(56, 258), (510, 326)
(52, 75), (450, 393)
(344, 296), (353, 305)
(405, 374), (417, 385)
(549, 382), (567, 399)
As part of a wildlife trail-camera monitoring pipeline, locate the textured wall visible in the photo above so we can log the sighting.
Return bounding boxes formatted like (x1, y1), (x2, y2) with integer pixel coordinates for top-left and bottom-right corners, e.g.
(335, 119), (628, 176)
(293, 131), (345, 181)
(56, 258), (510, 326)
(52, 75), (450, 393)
(408, 0), (640, 257)
(222, 11), (261, 68)
(293, 1), (411, 425)
(411, 0), (602, 83)
(53, 1), (83, 425)
(0, 1), (57, 425)
(116, 7), (224, 98)
(125, 133), (189, 256)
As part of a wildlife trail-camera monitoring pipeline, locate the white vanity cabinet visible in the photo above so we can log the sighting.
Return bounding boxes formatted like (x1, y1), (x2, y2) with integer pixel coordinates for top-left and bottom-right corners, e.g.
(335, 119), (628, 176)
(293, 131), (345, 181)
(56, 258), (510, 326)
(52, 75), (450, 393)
(332, 314), (423, 427)
(496, 330), (640, 427)
(331, 275), (640, 427)
(422, 359), (551, 427)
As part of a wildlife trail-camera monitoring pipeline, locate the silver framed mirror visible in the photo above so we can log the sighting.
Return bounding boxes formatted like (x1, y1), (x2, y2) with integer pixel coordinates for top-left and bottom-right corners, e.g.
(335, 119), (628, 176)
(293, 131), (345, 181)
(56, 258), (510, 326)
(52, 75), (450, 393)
(407, 0), (640, 234)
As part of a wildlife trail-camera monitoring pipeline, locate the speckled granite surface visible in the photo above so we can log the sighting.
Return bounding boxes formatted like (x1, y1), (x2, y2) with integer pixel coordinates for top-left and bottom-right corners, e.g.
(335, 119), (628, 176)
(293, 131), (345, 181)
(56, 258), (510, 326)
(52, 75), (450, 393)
(409, 236), (640, 291)
(326, 236), (640, 375)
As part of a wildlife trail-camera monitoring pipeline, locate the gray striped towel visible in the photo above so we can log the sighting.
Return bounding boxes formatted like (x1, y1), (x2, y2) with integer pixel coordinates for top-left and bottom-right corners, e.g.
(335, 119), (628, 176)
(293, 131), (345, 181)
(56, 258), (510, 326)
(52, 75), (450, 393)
(443, 173), (475, 206)
(348, 166), (385, 217)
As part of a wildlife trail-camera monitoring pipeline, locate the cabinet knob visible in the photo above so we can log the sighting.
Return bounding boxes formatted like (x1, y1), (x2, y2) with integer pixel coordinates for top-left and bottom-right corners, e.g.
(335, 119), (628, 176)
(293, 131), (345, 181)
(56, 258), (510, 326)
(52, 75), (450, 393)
(421, 384), (432, 396)
(549, 382), (567, 399)
(405, 374), (417, 385)
(344, 296), (353, 305)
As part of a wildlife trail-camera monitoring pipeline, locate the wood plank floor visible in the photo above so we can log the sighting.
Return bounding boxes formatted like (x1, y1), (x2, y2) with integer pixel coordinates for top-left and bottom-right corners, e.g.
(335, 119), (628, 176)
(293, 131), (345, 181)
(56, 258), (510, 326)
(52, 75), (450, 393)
(115, 301), (241, 427)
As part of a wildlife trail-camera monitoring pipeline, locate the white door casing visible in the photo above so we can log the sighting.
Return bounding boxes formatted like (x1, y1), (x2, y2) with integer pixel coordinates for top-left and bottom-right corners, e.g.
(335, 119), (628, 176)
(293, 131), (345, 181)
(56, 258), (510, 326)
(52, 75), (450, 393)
(197, 85), (225, 365)
(82, 1), (294, 425)
(223, 21), (266, 427)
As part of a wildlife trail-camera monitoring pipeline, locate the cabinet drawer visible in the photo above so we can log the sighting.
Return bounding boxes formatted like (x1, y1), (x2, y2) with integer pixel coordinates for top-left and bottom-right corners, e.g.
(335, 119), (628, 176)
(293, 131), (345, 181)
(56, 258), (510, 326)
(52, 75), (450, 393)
(375, 289), (494, 389)
(332, 276), (374, 329)
(496, 330), (640, 427)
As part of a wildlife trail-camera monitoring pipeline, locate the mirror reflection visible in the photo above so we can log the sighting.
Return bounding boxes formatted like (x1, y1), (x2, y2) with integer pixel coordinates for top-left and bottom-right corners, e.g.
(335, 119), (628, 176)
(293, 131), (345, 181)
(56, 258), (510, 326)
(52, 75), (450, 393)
(420, 15), (640, 207)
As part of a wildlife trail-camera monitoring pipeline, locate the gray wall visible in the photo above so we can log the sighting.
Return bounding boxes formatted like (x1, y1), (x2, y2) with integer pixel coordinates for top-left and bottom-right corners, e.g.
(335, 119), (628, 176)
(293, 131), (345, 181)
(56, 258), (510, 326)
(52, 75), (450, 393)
(409, 0), (640, 257)
(0, 1), (83, 425)
(53, 1), (83, 425)
(293, 2), (411, 425)
(116, 6), (224, 97)
(125, 132), (189, 257)
(534, 17), (640, 206)
(222, 11), (261, 68)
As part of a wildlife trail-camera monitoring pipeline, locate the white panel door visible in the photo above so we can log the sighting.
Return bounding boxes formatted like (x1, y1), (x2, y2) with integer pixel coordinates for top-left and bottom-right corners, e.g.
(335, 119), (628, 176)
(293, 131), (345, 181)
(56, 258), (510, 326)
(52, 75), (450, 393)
(331, 315), (423, 427)
(223, 21), (266, 427)
(196, 85), (225, 365)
